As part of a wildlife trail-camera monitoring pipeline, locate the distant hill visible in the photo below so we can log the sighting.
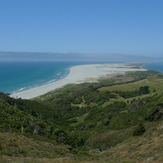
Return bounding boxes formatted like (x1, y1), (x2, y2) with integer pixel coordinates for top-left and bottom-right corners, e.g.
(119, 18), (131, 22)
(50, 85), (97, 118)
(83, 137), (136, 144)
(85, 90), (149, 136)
(0, 51), (153, 62)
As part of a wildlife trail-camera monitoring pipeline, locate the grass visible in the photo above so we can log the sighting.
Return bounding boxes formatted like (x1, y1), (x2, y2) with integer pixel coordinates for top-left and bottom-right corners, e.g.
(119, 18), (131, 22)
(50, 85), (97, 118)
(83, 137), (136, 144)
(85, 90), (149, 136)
(99, 74), (163, 94)
(0, 132), (96, 162)
(97, 121), (163, 163)
(16, 121), (160, 163)
(70, 113), (88, 127)
(0, 132), (70, 158)
(0, 156), (78, 163)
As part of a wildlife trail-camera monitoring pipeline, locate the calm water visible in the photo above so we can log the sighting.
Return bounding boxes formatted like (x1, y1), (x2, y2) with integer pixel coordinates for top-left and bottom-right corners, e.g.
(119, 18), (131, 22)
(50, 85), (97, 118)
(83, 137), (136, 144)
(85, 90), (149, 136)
(0, 61), (162, 94)
(0, 61), (114, 93)
(143, 62), (163, 73)
(0, 62), (77, 93)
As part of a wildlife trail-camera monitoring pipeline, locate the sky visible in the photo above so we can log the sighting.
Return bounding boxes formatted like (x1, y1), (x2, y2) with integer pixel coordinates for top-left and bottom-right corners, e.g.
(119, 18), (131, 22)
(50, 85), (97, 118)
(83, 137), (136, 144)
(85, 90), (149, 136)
(0, 0), (163, 58)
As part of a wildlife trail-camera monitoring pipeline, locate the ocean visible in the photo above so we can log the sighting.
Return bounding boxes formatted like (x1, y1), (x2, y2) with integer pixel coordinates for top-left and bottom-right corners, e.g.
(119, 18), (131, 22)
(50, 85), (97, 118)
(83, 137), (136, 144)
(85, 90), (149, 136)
(0, 62), (77, 93)
(0, 61), (162, 94)
(143, 62), (163, 73)
(0, 61), (114, 94)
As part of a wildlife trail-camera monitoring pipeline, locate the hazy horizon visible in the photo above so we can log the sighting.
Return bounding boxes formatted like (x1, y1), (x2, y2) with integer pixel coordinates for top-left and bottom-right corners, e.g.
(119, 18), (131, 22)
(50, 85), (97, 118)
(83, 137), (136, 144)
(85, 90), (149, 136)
(0, 51), (161, 62)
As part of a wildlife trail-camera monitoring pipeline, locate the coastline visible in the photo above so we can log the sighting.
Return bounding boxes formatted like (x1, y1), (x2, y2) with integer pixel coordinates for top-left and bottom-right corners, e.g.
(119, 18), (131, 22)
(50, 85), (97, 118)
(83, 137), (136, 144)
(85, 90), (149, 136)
(10, 63), (147, 99)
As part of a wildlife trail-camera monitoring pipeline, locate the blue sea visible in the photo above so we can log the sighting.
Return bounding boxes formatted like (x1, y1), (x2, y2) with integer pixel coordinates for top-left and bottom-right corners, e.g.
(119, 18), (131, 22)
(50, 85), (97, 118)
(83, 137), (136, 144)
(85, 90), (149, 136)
(143, 62), (163, 73)
(0, 61), (114, 94)
(0, 61), (162, 94)
(0, 61), (78, 93)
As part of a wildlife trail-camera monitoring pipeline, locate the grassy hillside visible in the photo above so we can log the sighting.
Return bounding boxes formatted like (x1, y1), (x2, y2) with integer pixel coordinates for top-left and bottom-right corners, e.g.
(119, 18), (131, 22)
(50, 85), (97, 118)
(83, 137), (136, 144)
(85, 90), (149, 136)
(0, 132), (70, 157)
(0, 70), (163, 162)
(99, 73), (163, 93)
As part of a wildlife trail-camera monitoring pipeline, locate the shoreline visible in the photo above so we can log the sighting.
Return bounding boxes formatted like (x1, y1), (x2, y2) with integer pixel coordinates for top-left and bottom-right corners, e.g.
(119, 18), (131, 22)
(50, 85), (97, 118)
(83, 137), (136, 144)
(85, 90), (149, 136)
(10, 63), (147, 99)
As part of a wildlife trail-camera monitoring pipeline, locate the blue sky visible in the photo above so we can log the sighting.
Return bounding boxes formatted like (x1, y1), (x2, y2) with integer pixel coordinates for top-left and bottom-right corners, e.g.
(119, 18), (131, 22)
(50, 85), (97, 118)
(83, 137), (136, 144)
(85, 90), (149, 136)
(0, 0), (163, 57)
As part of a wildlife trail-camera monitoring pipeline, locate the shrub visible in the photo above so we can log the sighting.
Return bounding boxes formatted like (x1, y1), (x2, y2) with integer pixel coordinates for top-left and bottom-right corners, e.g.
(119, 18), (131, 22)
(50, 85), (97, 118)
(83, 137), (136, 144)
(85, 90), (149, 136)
(133, 123), (146, 136)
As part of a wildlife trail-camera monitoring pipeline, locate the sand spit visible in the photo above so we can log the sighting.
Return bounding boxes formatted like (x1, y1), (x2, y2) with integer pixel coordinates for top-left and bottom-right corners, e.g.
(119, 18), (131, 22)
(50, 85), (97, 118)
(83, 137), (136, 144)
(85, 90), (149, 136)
(10, 63), (147, 99)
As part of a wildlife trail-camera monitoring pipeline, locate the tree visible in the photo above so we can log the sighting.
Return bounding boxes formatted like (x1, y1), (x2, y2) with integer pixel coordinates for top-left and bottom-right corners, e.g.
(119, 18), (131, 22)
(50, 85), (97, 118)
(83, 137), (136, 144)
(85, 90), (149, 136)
(137, 86), (149, 95)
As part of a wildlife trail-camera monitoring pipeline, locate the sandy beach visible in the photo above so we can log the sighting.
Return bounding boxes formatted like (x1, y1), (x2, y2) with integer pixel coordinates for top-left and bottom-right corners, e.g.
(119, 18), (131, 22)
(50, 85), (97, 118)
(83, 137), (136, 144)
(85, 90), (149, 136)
(10, 63), (147, 99)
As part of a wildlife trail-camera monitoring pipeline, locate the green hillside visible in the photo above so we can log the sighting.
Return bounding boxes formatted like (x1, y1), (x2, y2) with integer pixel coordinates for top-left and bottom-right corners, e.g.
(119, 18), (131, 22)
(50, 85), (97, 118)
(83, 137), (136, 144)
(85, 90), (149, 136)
(0, 70), (163, 163)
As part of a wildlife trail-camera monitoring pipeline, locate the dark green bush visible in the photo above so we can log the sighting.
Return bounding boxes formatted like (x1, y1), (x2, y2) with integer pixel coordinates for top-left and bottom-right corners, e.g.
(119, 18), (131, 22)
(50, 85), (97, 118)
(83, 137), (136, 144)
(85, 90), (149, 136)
(133, 123), (146, 136)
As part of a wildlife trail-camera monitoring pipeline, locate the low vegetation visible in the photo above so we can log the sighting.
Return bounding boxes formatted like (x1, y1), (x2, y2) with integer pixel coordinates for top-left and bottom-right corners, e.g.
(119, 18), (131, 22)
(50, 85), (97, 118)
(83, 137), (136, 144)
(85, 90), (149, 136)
(0, 70), (163, 162)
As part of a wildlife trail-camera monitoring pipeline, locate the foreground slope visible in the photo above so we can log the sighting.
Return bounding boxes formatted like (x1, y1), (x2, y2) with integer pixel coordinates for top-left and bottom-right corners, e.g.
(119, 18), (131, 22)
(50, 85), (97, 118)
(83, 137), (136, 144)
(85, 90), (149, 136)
(0, 70), (163, 162)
